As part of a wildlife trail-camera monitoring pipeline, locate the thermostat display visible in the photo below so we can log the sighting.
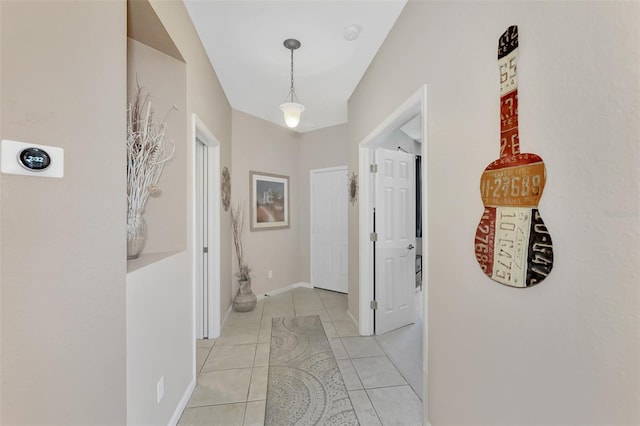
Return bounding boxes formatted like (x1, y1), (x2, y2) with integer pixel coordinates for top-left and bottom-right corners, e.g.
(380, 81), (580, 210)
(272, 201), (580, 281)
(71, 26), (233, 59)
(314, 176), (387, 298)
(19, 148), (51, 171)
(1, 139), (64, 178)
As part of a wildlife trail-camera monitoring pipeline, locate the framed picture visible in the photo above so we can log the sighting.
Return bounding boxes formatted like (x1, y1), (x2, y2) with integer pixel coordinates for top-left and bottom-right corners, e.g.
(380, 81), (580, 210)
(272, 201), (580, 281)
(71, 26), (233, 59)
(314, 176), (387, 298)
(250, 171), (289, 231)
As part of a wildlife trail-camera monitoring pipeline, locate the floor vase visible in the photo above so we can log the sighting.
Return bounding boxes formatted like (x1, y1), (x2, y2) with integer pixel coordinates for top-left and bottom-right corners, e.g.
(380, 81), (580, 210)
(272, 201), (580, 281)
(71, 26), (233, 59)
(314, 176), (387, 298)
(233, 278), (257, 312)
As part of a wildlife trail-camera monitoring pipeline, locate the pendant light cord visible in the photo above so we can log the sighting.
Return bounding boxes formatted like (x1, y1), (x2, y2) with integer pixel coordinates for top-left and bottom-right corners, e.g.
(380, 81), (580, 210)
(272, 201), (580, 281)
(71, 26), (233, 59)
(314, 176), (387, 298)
(289, 47), (295, 102)
(281, 39), (302, 105)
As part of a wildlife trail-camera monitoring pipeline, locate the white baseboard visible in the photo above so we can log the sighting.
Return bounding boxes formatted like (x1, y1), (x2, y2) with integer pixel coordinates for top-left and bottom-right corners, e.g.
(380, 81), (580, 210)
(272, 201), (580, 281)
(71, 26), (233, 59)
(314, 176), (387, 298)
(292, 282), (314, 289)
(257, 282), (314, 300)
(257, 286), (289, 299)
(221, 304), (233, 325)
(347, 309), (359, 329)
(168, 377), (196, 426)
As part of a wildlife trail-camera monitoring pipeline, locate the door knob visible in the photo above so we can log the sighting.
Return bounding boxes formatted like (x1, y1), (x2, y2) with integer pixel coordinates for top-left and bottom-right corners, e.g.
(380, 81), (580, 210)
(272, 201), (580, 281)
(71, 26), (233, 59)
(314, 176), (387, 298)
(407, 244), (415, 250)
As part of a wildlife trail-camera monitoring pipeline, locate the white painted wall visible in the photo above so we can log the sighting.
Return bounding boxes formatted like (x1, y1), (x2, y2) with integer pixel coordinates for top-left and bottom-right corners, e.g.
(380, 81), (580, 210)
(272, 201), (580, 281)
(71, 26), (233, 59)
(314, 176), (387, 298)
(125, 1), (234, 423)
(231, 114), (349, 295)
(0, 1), (127, 423)
(349, 1), (639, 424)
(127, 251), (192, 425)
(299, 124), (349, 282)
(128, 38), (187, 255)
(231, 110), (302, 296)
(149, 0), (234, 331)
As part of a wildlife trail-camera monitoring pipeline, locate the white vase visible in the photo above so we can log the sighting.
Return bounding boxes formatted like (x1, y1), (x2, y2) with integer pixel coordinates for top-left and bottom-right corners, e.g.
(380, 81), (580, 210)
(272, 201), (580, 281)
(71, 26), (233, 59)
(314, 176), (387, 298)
(127, 214), (147, 259)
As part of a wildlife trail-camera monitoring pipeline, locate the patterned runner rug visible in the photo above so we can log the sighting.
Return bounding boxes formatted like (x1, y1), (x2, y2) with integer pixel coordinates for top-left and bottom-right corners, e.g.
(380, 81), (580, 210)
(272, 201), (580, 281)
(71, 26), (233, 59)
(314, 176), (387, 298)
(266, 315), (358, 425)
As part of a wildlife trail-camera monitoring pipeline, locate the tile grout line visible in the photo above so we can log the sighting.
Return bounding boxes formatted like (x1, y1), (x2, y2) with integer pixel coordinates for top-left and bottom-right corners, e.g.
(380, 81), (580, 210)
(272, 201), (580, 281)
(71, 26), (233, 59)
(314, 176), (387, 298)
(197, 343), (214, 377)
(373, 336), (423, 402)
(321, 289), (379, 424)
(356, 388), (385, 425)
(240, 402), (248, 426)
(381, 358), (421, 401)
(261, 297), (269, 424)
(343, 335), (419, 422)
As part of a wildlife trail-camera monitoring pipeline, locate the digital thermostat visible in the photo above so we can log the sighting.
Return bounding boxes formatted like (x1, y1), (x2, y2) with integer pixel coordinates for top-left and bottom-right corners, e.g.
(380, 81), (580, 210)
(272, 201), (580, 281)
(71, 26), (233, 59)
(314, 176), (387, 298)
(1, 139), (64, 178)
(19, 147), (51, 171)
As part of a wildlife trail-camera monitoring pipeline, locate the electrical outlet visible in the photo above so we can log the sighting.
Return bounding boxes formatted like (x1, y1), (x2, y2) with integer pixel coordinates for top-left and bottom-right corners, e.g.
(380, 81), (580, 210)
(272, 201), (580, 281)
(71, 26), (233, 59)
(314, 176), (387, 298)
(268, 270), (273, 279)
(157, 376), (164, 404)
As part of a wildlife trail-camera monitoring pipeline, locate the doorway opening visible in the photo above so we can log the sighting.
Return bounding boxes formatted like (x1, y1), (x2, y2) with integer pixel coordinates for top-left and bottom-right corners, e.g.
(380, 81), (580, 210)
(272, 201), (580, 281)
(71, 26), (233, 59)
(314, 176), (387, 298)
(193, 115), (221, 341)
(358, 85), (427, 336)
(357, 85), (428, 418)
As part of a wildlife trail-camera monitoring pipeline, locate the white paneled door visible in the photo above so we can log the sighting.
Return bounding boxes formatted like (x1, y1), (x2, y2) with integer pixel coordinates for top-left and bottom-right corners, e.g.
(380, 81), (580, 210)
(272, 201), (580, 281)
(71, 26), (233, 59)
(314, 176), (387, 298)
(311, 166), (348, 293)
(374, 149), (416, 334)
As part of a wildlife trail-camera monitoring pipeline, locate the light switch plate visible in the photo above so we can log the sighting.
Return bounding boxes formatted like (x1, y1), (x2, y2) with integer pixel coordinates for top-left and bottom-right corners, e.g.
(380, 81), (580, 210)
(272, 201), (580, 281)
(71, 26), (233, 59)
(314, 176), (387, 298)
(1, 139), (64, 178)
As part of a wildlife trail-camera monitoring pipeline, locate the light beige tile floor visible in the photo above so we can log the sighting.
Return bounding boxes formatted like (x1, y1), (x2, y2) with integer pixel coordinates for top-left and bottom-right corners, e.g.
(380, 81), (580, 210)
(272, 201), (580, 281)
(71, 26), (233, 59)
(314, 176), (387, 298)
(178, 287), (423, 426)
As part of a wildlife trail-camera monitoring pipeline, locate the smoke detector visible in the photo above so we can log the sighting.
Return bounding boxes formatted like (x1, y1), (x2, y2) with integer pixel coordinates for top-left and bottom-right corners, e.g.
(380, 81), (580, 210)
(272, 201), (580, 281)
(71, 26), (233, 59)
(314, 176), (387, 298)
(343, 24), (361, 41)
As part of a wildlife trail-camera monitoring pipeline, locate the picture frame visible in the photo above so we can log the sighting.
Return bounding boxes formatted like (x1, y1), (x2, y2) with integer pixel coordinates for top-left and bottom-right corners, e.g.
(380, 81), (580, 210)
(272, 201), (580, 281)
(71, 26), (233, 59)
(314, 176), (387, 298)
(250, 171), (290, 231)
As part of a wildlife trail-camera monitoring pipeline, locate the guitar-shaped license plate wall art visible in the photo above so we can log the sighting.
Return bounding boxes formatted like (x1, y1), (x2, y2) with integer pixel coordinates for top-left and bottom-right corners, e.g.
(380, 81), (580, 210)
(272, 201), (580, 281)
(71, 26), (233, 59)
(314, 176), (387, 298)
(474, 25), (554, 288)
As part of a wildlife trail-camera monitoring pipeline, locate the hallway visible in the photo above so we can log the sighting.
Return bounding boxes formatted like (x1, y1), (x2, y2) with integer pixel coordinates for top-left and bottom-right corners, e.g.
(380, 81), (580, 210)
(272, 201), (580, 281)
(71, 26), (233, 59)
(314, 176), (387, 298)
(179, 287), (422, 425)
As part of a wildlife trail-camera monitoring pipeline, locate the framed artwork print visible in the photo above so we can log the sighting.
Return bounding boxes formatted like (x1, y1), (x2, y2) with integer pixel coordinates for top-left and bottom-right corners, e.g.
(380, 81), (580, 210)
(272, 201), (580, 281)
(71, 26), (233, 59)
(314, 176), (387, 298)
(250, 171), (289, 231)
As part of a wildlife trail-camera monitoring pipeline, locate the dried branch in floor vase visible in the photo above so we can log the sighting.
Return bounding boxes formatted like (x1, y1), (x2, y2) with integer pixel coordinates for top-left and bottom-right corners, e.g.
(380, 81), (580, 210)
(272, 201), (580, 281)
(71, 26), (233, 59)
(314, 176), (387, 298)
(230, 202), (256, 311)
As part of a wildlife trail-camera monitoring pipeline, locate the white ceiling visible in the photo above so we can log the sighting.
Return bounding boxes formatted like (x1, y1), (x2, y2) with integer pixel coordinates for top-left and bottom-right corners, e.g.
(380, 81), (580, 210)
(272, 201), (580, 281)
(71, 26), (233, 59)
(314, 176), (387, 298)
(184, 0), (407, 133)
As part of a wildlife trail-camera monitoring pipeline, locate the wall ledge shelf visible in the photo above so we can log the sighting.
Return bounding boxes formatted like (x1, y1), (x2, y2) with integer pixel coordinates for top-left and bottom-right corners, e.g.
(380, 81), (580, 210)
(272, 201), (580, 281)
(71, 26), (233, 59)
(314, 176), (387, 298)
(127, 250), (184, 274)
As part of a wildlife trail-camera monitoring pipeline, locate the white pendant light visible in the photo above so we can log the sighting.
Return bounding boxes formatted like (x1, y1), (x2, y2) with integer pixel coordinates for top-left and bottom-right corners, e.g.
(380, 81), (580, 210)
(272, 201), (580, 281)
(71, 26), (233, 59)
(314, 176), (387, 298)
(280, 102), (304, 128)
(279, 39), (304, 129)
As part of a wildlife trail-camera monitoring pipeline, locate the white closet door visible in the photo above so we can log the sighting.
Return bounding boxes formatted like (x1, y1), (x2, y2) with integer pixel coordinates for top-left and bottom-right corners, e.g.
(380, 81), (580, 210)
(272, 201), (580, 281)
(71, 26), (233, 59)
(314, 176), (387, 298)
(311, 166), (348, 293)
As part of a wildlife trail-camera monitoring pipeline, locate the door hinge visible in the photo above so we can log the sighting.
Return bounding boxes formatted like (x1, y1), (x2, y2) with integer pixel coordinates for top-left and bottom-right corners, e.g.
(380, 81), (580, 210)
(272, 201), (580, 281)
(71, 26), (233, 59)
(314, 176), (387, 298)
(370, 300), (378, 310)
(369, 232), (378, 242)
(370, 164), (378, 173)
(203, 247), (208, 253)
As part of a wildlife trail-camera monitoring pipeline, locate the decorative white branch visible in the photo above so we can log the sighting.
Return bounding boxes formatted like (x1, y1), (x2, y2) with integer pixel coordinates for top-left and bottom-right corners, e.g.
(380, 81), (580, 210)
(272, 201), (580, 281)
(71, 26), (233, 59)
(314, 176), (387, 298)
(127, 84), (176, 223)
(231, 202), (252, 281)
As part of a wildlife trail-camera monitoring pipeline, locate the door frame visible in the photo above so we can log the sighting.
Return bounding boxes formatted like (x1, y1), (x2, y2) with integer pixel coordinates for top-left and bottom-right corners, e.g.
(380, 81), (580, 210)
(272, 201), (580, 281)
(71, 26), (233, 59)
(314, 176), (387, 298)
(310, 165), (348, 292)
(192, 114), (221, 341)
(358, 85), (429, 423)
(358, 85), (428, 336)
